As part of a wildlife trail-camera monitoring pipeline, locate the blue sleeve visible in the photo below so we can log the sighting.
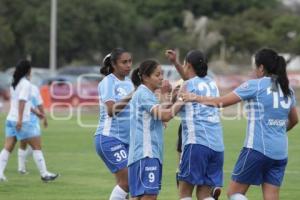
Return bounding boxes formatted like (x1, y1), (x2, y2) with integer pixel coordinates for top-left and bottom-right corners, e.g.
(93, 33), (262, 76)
(140, 92), (159, 113)
(233, 80), (258, 101)
(99, 77), (116, 103)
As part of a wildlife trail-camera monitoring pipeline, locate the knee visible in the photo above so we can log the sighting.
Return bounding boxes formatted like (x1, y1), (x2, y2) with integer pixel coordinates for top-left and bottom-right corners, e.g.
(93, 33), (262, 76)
(4, 143), (15, 153)
(118, 180), (129, 192)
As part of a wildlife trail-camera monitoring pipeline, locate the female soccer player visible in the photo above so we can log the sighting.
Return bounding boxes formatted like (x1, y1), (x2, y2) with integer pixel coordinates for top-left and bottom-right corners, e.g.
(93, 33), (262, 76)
(0, 60), (58, 182)
(181, 48), (298, 200)
(94, 48), (134, 200)
(166, 49), (223, 200)
(128, 59), (183, 200)
(18, 83), (48, 174)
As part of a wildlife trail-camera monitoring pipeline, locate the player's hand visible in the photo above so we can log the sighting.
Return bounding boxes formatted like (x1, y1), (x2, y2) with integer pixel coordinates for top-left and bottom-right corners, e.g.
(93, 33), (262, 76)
(165, 49), (177, 63)
(37, 112), (45, 119)
(161, 80), (172, 94)
(171, 85), (180, 103)
(43, 117), (48, 128)
(180, 92), (199, 102)
(16, 121), (22, 131)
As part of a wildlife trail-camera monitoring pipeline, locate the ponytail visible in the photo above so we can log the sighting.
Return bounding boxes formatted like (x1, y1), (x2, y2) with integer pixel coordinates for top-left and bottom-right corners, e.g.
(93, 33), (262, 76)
(195, 62), (208, 77)
(131, 59), (159, 87)
(276, 56), (291, 97)
(255, 48), (291, 97)
(185, 50), (207, 78)
(12, 60), (31, 89)
(131, 68), (142, 87)
(100, 48), (130, 76)
(100, 53), (114, 76)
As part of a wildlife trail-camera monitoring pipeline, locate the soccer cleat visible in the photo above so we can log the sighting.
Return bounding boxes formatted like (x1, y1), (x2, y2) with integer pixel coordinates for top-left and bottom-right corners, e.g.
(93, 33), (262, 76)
(212, 187), (221, 200)
(41, 173), (59, 182)
(0, 175), (7, 182)
(18, 169), (29, 175)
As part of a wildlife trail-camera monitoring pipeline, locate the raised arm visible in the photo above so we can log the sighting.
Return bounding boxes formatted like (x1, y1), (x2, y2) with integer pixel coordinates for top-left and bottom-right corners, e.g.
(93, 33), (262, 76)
(165, 49), (188, 80)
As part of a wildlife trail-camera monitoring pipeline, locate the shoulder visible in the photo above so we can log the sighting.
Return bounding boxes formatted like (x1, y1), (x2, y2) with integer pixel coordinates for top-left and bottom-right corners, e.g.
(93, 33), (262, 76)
(21, 78), (31, 86)
(99, 74), (115, 87)
(240, 78), (262, 89)
(31, 83), (38, 91)
(19, 78), (31, 89)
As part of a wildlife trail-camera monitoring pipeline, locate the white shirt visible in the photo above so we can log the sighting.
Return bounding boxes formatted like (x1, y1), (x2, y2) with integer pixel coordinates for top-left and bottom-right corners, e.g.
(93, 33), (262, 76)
(7, 78), (32, 122)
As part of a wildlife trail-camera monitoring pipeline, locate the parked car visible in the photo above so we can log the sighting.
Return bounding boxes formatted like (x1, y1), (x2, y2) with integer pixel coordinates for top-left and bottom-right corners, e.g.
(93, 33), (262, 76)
(5, 67), (55, 86)
(0, 72), (10, 100)
(58, 65), (103, 83)
(42, 75), (100, 107)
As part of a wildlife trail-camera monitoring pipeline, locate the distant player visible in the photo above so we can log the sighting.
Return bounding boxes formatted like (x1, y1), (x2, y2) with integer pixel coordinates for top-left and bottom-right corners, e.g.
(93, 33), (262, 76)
(0, 60), (58, 182)
(128, 59), (183, 199)
(17, 83), (48, 174)
(181, 48), (298, 200)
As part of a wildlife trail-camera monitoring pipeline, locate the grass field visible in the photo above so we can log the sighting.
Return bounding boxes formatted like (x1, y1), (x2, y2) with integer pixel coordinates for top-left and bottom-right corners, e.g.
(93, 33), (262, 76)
(0, 113), (299, 200)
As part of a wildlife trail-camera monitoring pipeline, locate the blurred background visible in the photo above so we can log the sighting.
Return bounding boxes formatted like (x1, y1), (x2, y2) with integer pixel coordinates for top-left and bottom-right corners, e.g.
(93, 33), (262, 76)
(1, 0), (300, 109)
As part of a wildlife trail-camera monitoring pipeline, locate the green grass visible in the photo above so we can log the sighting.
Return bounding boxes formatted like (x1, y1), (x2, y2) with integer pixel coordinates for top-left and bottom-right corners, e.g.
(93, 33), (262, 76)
(0, 113), (299, 200)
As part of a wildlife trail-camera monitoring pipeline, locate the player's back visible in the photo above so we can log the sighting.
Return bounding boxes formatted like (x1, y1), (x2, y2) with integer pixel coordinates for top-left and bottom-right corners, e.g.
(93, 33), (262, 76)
(180, 76), (224, 152)
(234, 77), (296, 159)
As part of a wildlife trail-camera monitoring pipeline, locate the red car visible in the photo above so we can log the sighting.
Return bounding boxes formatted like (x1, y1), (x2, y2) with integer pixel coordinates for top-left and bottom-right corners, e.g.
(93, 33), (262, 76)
(42, 74), (102, 107)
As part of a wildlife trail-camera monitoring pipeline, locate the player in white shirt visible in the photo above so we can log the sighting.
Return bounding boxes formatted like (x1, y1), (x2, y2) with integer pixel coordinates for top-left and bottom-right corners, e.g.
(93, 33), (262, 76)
(17, 83), (48, 174)
(0, 60), (58, 182)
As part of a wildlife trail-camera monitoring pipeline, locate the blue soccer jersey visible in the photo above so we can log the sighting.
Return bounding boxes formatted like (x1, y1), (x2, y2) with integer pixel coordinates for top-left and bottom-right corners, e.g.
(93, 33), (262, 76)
(180, 76), (224, 152)
(95, 73), (134, 144)
(234, 77), (296, 160)
(128, 85), (164, 166)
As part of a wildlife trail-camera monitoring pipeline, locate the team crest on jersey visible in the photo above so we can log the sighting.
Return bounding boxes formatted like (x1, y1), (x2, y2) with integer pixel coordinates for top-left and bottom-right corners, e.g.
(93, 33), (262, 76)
(240, 82), (249, 90)
(116, 87), (127, 96)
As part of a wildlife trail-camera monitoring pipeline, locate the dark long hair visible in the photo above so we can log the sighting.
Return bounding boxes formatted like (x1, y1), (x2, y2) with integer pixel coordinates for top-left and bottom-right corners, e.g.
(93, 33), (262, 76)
(12, 60), (31, 89)
(255, 48), (291, 97)
(100, 48), (129, 76)
(185, 50), (208, 78)
(131, 59), (159, 87)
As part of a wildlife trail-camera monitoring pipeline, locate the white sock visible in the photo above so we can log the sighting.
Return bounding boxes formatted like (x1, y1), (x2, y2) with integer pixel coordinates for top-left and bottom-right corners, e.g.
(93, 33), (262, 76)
(180, 198), (192, 200)
(32, 150), (48, 177)
(229, 193), (248, 200)
(0, 149), (10, 176)
(25, 146), (33, 158)
(18, 148), (27, 171)
(109, 185), (128, 200)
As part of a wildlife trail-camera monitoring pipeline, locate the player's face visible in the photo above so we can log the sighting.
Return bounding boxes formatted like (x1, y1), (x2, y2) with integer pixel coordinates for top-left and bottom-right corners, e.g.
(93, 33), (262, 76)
(114, 52), (132, 77)
(145, 65), (163, 90)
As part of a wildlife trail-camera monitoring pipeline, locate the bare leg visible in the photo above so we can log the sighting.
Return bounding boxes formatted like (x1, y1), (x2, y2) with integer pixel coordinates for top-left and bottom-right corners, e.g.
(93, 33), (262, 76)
(179, 180), (194, 199)
(227, 180), (250, 198)
(262, 183), (280, 200)
(4, 137), (17, 152)
(196, 185), (212, 200)
(0, 137), (17, 180)
(141, 195), (157, 200)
